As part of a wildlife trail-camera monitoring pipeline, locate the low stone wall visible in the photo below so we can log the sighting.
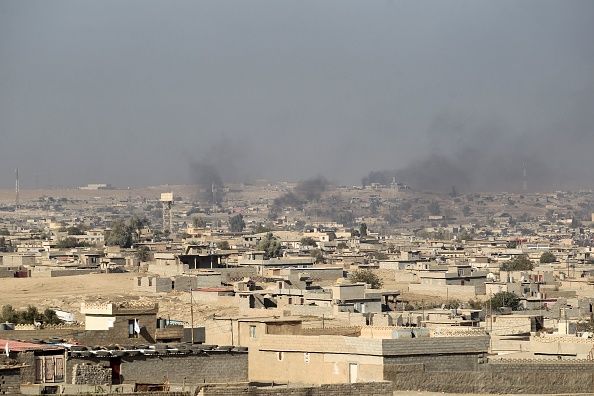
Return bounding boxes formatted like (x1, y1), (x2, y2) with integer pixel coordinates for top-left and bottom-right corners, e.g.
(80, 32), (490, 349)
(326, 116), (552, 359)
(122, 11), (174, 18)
(299, 326), (361, 337)
(196, 382), (393, 396)
(408, 283), (480, 299)
(72, 363), (112, 385)
(67, 352), (248, 386)
(30, 268), (98, 277)
(283, 304), (333, 317)
(386, 360), (594, 394)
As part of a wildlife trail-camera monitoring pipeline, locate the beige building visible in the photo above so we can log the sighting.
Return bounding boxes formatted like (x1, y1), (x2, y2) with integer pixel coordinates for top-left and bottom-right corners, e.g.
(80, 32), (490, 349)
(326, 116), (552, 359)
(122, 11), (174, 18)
(81, 301), (158, 344)
(204, 316), (303, 348)
(249, 328), (489, 384)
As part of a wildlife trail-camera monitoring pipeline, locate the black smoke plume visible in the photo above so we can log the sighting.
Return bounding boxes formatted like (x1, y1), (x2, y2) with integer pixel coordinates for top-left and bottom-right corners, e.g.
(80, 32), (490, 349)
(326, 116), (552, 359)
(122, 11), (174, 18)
(269, 177), (329, 219)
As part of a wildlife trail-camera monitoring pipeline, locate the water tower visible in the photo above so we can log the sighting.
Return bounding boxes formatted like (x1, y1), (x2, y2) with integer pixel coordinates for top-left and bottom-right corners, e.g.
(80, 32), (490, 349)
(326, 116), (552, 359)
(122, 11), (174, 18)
(160, 192), (174, 234)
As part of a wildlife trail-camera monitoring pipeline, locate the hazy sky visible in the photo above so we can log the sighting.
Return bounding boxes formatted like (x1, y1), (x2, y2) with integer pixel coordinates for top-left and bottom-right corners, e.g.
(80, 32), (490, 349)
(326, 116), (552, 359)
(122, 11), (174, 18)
(1, 1), (593, 190)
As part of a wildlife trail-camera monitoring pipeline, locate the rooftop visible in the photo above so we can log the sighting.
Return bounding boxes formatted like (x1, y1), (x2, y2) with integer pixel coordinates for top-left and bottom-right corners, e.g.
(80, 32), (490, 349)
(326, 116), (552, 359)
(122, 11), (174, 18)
(0, 339), (64, 353)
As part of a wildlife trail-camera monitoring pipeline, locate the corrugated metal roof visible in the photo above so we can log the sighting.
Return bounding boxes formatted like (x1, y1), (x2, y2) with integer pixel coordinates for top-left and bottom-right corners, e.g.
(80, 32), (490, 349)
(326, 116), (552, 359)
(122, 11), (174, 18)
(0, 339), (64, 352)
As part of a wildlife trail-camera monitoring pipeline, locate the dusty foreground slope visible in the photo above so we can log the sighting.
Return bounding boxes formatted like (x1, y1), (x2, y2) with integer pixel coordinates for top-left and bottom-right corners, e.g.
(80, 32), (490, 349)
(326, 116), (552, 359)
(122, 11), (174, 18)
(0, 273), (239, 324)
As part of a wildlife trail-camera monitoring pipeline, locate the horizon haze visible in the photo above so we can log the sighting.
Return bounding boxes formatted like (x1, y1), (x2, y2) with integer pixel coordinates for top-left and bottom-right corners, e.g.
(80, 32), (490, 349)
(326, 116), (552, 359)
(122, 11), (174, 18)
(1, 0), (593, 192)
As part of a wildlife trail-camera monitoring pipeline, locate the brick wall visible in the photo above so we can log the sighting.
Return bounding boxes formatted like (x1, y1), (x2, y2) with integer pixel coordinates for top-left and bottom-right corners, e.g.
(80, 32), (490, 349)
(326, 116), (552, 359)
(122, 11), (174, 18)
(196, 382), (393, 396)
(67, 352), (248, 386)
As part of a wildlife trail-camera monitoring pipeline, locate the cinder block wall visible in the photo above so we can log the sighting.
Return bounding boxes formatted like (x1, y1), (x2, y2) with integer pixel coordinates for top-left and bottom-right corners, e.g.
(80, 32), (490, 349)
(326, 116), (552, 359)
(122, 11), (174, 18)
(385, 360), (594, 394)
(0, 367), (22, 395)
(384, 352), (484, 372)
(67, 352), (248, 385)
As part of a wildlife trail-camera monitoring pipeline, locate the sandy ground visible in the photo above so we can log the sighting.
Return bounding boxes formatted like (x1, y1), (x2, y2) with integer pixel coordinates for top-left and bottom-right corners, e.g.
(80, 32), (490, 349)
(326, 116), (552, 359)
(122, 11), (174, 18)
(0, 273), (239, 325)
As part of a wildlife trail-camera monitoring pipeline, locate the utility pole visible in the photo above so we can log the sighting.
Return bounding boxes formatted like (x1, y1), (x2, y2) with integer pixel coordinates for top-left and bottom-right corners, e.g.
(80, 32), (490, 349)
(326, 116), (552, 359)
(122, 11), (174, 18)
(190, 289), (194, 344)
(421, 300), (425, 327)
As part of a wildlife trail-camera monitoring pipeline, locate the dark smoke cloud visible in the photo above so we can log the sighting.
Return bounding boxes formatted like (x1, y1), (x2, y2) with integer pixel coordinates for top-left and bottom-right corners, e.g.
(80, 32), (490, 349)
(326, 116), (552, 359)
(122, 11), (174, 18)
(189, 138), (261, 204)
(190, 161), (225, 204)
(372, 98), (594, 193)
(269, 177), (329, 218)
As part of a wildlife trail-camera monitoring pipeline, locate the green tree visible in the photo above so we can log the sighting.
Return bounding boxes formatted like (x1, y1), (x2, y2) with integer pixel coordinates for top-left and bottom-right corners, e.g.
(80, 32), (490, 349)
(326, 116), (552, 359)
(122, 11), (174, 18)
(540, 251), (556, 263)
(66, 226), (85, 235)
(192, 216), (207, 228)
(349, 269), (383, 289)
(135, 246), (151, 262)
(229, 214), (246, 233)
(444, 299), (462, 309)
(428, 201), (441, 216)
(218, 240), (230, 250)
(293, 220), (306, 231)
(56, 237), (90, 249)
(458, 231), (474, 241)
(129, 215), (148, 241)
(488, 291), (521, 311)
(0, 305), (63, 325)
(300, 237), (317, 247)
(19, 306), (40, 324)
(462, 205), (471, 217)
(371, 251), (389, 261)
(256, 233), (282, 259)
(468, 299), (484, 310)
(500, 254), (533, 271)
(106, 220), (134, 248)
(0, 228), (10, 236)
(254, 223), (272, 234)
(359, 223), (368, 237)
(42, 308), (63, 325)
(310, 249), (324, 263)
(0, 305), (18, 323)
(0, 237), (9, 252)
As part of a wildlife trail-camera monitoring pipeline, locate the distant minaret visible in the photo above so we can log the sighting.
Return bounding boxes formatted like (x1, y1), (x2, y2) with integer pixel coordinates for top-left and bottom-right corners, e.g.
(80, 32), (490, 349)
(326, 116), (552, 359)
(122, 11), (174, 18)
(211, 183), (216, 206)
(15, 168), (19, 210)
(522, 162), (527, 192)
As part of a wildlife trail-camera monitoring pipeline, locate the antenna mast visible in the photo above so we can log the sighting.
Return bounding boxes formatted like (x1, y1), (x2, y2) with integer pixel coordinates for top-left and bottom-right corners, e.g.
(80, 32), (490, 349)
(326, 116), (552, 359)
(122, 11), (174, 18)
(522, 162), (527, 192)
(15, 168), (19, 211)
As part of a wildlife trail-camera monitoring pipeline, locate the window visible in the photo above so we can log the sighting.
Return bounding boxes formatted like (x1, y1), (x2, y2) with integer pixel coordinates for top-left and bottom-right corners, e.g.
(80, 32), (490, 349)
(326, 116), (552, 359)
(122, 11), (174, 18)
(249, 325), (256, 339)
(137, 278), (141, 286)
(277, 352), (284, 361)
(128, 319), (138, 338)
(148, 278), (153, 287)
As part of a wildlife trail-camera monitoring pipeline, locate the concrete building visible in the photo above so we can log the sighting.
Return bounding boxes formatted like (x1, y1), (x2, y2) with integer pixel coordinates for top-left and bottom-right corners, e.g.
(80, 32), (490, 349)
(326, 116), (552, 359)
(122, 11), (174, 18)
(134, 275), (173, 293)
(205, 316), (303, 348)
(81, 301), (158, 344)
(238, 252), (315, 275)
(249, 328), (489, 384)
